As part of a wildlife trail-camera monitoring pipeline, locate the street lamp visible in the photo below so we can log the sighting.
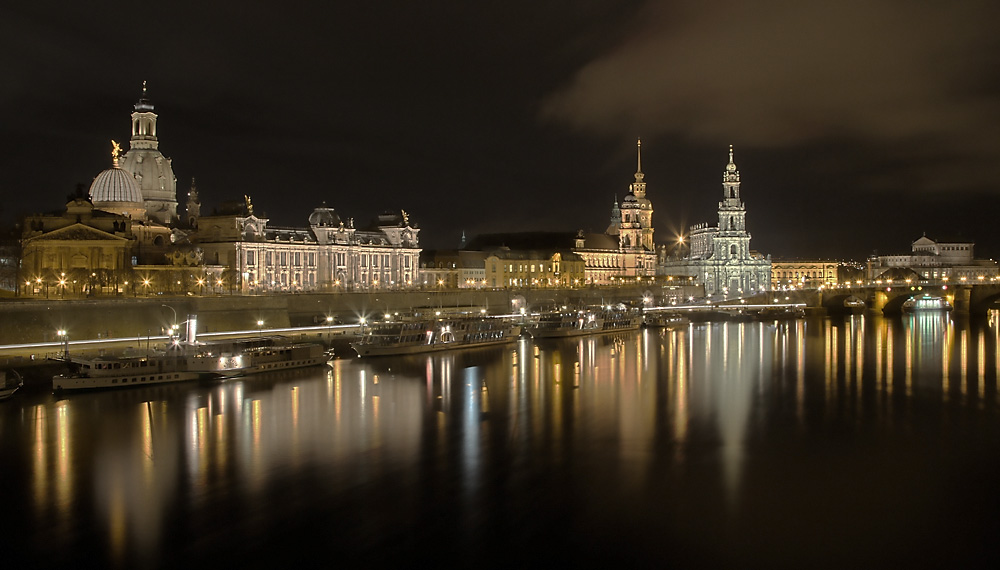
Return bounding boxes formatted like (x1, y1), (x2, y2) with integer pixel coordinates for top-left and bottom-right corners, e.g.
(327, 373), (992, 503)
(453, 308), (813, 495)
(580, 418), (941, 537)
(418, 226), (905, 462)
(57, 329), (69, 360)
(257, 319), (264, 338)
(162, 304), (177, 334)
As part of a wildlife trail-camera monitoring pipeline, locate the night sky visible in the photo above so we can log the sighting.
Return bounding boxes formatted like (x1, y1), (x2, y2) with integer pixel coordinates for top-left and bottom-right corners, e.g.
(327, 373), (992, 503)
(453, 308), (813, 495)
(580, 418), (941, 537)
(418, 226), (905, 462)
(2, 1), (999, 261)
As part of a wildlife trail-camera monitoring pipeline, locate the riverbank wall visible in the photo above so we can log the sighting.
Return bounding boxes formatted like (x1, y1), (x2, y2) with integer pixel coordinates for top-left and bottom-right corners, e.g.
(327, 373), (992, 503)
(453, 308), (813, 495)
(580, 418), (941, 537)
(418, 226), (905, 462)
(0, 285), (680, 345)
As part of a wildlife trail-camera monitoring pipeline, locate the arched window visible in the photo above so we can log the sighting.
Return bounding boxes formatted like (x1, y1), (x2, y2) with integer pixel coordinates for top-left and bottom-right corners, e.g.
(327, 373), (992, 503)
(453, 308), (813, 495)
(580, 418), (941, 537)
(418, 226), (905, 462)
(730, 244), (737, 258)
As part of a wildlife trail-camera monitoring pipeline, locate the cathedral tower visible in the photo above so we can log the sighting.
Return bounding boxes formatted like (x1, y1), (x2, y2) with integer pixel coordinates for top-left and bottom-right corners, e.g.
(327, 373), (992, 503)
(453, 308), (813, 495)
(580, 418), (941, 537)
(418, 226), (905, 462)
(618, 139), (654, 252)
(120, 82), (178, 225)
(715, 145), (750, 262)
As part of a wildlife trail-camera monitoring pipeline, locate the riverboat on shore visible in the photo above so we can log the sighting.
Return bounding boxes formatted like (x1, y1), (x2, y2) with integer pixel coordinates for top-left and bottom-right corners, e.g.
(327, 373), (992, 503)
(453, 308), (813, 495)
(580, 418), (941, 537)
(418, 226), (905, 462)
(351, 314), (522, 357)
(525, 307), (604, 338)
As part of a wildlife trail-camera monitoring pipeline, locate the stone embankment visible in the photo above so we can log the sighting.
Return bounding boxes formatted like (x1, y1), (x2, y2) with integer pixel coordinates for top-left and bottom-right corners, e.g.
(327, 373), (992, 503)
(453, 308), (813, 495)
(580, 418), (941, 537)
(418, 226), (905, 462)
(0, 285), (672, 346)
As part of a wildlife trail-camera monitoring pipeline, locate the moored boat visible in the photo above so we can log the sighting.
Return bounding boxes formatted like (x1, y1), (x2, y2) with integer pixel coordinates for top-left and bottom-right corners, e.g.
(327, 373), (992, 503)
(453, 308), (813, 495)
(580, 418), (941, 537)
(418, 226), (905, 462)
(52, 350), (231, 393)
(598, 305), (643, 332)
(755, 306), (806, 321)
(221, 337), (329, 375)
(902, 294), (952, 313)
(1, 369), (23, 401)
(525, 307), (604, 338)
(352, 314), (522, 357)
(643, 311), (690, 329)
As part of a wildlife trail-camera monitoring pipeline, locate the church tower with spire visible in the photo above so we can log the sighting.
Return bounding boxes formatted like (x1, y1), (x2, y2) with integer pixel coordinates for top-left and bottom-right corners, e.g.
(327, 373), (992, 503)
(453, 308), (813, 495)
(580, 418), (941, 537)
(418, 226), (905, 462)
(714, 145), (750, 262)
(658, 145), (771, 298)
(617, 139), (655, 252)
(614, 139), (657, 276)
(120, 82), (179, 225)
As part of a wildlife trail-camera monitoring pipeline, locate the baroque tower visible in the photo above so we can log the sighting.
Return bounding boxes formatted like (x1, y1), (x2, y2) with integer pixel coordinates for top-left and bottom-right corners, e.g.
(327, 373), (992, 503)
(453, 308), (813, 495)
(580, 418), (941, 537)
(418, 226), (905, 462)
(715, 145), (751, 263)
(120, 82), (178, 224)
(618, 139), (654, 252)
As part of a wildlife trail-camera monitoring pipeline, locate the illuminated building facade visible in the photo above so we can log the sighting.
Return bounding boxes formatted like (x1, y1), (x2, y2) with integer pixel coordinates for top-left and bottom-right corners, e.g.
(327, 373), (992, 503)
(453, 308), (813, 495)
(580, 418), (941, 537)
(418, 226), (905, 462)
(866, 235), (998, 282)
(484, 248), (585, 288)
(771, 260), (840, 290)
(194, 203), (421, 292)
(659, 147), (771, 298)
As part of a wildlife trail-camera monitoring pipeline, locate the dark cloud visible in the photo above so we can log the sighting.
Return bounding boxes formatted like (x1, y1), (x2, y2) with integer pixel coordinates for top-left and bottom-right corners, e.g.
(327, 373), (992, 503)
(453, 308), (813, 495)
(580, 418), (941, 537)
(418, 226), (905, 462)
(2, 1), (998, 260)
(541, 0), (1000, 193)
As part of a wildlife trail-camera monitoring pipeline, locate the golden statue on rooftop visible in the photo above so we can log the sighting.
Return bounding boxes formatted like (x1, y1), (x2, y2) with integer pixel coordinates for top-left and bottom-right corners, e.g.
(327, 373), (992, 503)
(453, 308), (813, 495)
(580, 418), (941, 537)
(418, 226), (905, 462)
(111, 140), (122, 163)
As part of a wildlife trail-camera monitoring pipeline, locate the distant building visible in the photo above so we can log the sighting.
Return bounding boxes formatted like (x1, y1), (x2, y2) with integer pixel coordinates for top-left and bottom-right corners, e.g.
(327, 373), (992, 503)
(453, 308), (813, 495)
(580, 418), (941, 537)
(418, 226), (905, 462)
(866, 235), (998, 282)
(658, 147), (770, 298)
(771, 260), (841, 290)
(419, 249), (488, 288)
(484, 248), (585, 289)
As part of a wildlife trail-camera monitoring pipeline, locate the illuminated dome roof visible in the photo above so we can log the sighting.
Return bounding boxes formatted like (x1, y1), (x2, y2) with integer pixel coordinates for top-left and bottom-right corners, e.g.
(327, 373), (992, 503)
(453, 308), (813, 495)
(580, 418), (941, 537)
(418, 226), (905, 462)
(308, 205), (341, 227)
(89, 164), (143, 204)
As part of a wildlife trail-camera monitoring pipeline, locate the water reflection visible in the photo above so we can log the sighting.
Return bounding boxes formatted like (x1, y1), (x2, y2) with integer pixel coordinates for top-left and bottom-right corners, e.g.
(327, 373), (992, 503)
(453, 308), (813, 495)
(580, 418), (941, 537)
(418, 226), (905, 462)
(4, 312), (1000, 568)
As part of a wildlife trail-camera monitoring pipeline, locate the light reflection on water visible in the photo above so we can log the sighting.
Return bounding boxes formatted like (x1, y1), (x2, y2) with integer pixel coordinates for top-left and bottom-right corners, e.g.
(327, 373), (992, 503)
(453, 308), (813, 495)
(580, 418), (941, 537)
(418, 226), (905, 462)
(4, 313), (1000, 568)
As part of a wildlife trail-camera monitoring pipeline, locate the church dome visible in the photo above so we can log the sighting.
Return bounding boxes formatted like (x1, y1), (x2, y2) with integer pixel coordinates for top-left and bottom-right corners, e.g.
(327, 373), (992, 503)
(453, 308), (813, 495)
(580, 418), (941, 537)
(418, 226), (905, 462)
(308, 206), (341, 227)
(90, 165), (143, 204)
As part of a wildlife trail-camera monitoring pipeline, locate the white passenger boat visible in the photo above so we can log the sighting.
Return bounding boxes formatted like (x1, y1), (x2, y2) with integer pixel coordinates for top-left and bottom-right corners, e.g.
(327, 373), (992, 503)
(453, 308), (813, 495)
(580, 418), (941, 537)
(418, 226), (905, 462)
(52, 349), (237, 392)
(0, 370), (23, 401)
(525, 307), (604, 338)
(902, 294), (952, 313)
(351, 314), (522, 357)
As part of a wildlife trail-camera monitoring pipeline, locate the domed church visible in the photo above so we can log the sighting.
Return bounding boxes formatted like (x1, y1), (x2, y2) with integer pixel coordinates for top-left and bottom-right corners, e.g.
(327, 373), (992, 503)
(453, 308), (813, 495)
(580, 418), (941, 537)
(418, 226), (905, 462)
(88, 140), (146, 219)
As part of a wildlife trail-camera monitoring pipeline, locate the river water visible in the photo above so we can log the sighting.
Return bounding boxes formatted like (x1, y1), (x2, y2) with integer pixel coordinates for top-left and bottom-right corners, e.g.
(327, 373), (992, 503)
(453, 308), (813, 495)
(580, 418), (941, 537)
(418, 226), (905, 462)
(3, 313), (1000, 569)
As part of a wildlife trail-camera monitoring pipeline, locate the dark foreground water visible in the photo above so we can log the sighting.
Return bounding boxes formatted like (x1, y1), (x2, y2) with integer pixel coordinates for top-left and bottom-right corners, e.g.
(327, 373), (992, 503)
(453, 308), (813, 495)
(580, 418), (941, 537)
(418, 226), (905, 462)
(3, 313), (1000, 569)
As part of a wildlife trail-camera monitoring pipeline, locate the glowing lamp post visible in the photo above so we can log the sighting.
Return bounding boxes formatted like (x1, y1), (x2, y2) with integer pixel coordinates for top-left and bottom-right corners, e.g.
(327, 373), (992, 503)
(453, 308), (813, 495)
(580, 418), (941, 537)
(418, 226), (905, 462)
(257, 319), (264, 338)
(57, 329), (69, 360)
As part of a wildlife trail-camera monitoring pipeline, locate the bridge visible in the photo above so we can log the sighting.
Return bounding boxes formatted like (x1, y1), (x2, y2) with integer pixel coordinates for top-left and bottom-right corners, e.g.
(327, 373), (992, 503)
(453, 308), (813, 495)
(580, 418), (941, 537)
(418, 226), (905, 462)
(753, 282), (1000, 317)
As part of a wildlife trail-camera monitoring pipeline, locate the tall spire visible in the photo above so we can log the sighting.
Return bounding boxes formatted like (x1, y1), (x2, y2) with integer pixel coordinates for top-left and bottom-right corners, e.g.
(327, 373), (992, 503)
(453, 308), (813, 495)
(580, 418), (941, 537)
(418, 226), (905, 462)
(135, 80), (154, 112)
(724, 144), (739, 179)
(634, 138), (644, 182)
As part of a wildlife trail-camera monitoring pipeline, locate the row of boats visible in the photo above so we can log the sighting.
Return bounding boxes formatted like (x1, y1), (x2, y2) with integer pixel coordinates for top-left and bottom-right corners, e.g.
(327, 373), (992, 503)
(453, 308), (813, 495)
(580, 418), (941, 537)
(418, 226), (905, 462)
(7, 303), (808, 396)
(350, 305), (646, 357)
(350, 304), (806, 357)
